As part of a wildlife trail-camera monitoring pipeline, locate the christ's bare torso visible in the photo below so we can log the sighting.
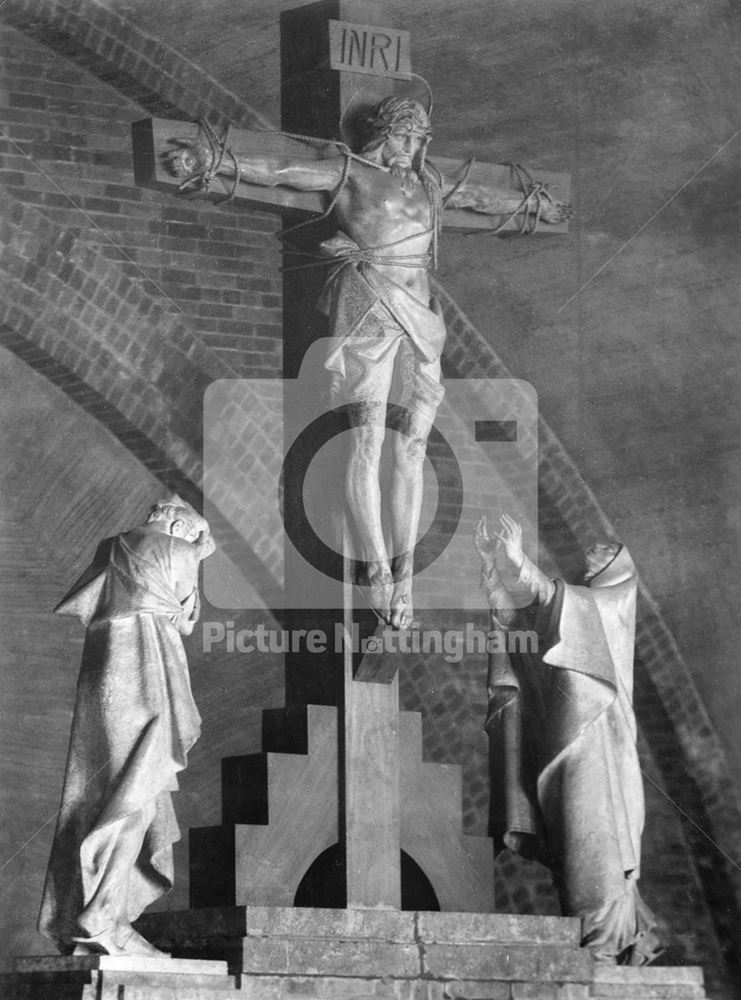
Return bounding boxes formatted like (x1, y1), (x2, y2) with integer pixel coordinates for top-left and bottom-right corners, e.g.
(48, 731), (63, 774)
(331, 162), (434, 302)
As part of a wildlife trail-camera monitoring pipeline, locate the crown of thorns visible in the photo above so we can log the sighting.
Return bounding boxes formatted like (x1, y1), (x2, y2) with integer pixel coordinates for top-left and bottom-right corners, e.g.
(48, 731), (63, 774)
(366, 97), (432, 142)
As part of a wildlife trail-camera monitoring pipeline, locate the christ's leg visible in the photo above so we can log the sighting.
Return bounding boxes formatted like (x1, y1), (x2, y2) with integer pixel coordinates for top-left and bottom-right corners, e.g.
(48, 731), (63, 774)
(386, 348), (444, 629)
(330, 329), (400, 623)
(345, 403), (394, 621)
(387, 406), (434, 629)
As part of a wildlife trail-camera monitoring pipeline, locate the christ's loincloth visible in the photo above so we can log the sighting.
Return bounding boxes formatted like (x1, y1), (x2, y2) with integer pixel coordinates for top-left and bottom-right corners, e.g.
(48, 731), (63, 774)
(317, 232), (446, 424)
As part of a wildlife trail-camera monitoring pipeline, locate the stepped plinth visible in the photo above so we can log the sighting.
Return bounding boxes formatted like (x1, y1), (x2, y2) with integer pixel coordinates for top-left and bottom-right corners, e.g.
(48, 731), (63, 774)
(132, 906), (707, 1000)
(138, 905), (592, 995)
(3, 955), (237, 999)
(2, 928), (709, 1000)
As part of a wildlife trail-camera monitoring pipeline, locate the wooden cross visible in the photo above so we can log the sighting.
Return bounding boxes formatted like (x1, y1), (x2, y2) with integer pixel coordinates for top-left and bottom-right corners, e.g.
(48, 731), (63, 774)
(132, 0), (569, 913)
(133, 124), (569, 236)
(132, 6), (569, 232)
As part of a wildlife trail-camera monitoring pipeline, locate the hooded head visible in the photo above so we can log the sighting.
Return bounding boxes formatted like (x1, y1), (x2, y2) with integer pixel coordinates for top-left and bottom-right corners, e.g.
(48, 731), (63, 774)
(584, 542), (622, 583)
(147, 494), (206, 542)
(586, 543), (635, 589)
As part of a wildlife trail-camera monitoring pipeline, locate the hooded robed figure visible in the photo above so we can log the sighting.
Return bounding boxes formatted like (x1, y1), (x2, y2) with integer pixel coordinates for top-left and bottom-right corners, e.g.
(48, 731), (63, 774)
(38, 497), (214, 958)
(474, 514), (662, 965)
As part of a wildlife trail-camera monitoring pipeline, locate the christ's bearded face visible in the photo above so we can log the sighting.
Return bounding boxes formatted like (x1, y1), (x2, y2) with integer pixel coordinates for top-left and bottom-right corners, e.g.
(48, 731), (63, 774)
(382, 128), (424, 169)
(361, 97), (431, 192)
(381, 127), (425, 191)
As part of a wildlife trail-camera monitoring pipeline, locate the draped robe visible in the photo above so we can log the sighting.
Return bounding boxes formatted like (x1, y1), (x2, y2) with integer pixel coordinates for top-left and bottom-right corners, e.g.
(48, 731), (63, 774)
(486, 547), (660, 963)
(38, 526), (202, 951)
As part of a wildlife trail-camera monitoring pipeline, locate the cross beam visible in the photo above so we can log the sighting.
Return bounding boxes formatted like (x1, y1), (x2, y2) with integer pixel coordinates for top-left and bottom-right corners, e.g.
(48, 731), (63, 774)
(132, 117), (570, 234)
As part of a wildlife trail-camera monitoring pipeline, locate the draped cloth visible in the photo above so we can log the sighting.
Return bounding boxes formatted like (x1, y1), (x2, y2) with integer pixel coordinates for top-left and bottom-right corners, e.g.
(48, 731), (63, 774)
(317, 232), (447, 418)
(486, 547), (661, 964)
(38, 527), (202, 952)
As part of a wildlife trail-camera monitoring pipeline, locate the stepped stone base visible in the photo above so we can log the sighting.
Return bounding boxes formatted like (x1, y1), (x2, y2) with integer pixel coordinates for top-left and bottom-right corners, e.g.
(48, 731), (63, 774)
(4, 911), (708, 999)
(2, 955), (237, 999)
(591, 963), (707, 999)
(134, 906), (707, 1000)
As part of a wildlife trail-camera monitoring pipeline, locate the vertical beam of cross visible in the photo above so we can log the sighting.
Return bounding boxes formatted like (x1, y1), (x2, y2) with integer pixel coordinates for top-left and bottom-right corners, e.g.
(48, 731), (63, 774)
(280, 0), (409, 909)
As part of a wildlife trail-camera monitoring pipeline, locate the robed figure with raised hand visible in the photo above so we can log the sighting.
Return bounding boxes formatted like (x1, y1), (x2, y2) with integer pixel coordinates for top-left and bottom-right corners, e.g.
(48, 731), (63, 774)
(474, 514), (662, 965)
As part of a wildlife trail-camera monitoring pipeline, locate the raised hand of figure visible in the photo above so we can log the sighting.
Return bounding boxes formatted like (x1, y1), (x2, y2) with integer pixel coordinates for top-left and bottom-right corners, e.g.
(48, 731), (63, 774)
(493, 514), (524, 568)
(194, 529), (216, 559)
(473, 515), (498, 575)
(180, 588), (198, 619)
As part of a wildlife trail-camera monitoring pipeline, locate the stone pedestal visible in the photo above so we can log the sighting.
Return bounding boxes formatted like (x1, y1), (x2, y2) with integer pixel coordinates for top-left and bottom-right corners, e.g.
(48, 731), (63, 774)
(2, 955), (237, 999)
(591, 963), (707, 999)
(138, 906), (591, 996)
(131, 905), (708, 1000)
(5, 912), (708, 999)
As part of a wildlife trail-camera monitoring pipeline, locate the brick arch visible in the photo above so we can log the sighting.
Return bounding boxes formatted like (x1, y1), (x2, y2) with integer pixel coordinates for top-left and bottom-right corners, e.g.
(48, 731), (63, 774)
(0, 189), (211, 478)
(2, 0), (740, 959)
(0, 0), (272, 131)
(0, 189), (283, 613)
(0, 12), (286, 605)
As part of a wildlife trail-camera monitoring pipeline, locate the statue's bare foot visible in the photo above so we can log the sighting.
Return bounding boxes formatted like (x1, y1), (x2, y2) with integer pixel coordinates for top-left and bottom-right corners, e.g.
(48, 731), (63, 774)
(625, 928), (664, 967)
(72, 924), (170, 958)
(123, 927), (170, 958)
(356, 564), (394, 623)
(389, 581), (415, 630)
(541, 199), (573, 224)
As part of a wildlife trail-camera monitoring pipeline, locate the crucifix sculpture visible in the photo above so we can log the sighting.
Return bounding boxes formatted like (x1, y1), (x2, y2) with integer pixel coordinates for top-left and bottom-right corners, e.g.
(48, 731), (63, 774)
(133, 3), (570, 634)
(165, 100), (568, 630)
(132, 0), (570, 914)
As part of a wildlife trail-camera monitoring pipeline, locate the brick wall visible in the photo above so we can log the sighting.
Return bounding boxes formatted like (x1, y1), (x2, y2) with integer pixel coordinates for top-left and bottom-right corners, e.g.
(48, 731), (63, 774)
(0, 22), (286, 603)
(0, 23), (282, 377)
